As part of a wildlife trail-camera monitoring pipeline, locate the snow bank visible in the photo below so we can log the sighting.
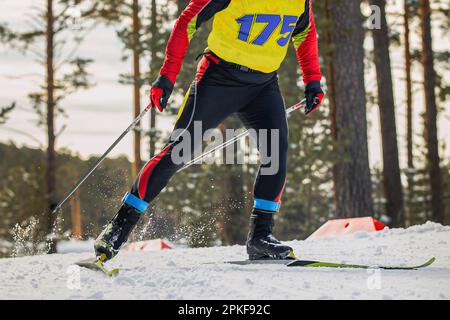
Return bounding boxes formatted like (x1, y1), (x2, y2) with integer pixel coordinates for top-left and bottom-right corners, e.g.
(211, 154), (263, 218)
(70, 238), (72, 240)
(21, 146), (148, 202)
(0, 222), (449, 300)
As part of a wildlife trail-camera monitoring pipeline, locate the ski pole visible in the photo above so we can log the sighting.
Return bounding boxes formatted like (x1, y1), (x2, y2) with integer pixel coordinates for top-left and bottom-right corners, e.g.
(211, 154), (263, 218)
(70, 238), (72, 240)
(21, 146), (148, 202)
(177, 99), (306, 172)
(51, 105), (152, 215)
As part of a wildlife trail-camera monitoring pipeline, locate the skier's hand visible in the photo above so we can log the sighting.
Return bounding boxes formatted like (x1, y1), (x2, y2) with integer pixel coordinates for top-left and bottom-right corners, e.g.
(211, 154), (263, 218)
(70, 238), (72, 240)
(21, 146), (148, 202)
(149, 74), (174, 112)
(304, 80), (324, 116)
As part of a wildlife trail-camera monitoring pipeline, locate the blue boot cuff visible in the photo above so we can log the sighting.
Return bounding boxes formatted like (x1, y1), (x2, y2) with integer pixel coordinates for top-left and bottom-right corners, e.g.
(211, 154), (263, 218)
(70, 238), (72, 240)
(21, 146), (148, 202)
(253, 198), (280, 212)
(122, 192), (149, 213)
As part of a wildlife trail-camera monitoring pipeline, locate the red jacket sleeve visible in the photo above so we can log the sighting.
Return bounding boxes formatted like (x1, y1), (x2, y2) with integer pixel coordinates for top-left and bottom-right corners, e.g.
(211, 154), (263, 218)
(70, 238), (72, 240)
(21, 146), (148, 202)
(159, 0), (211, 84)
(291, 0), (322, 85)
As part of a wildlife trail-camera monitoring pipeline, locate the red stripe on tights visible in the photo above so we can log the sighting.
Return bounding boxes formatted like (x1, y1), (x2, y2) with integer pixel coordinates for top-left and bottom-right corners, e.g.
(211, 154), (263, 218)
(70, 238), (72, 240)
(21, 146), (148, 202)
(138, 145), (171, 199)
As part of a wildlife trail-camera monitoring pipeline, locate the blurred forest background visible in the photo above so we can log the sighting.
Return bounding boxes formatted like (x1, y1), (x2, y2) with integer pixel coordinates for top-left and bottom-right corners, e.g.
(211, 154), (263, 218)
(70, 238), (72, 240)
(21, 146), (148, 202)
(0, 0), (449, 257)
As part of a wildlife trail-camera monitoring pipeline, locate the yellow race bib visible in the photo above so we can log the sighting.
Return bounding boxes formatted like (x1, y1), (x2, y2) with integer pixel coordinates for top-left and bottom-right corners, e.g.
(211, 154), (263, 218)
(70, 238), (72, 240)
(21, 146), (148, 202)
(208, 0), (306, 73)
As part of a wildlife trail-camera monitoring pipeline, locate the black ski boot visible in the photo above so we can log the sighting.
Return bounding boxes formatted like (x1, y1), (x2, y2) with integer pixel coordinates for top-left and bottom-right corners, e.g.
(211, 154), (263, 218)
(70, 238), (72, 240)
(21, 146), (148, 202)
(246, 209), (294, 260)
(94, 203), (141, 262)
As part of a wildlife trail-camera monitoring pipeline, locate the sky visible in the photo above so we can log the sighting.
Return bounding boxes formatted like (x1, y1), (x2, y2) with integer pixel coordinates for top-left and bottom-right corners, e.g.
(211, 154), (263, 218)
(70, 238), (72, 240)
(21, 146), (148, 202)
(0, 0), (448, 168)
(0, 0), (175, 160)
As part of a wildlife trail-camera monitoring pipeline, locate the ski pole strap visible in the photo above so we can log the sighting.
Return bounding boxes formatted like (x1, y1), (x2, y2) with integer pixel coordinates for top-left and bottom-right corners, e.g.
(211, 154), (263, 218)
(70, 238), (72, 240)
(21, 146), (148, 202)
(122, 192), (149, 213)
(253, 198), (280, 212)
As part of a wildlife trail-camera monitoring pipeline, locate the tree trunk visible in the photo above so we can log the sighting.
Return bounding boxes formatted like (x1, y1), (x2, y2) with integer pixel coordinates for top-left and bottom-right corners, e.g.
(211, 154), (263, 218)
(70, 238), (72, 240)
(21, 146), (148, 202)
(149, 0), (158, 158)
(323, 0), (338, 205)
(46, 0), (57, 253)
(70, 189), (82, 240)
(418, 0), (444, 223)
(369, 0), (404, 227)
(328, 0), (374, 217)
(323, 1), (336, 124)
(131, 0), (142, 179)
(404, 0), (414, 226)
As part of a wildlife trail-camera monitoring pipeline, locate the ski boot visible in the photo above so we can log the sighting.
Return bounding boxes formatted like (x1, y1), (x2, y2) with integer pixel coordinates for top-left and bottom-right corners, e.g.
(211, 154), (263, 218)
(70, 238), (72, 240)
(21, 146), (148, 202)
(246, 209), (295, 260)
(94, 194), (146, 262)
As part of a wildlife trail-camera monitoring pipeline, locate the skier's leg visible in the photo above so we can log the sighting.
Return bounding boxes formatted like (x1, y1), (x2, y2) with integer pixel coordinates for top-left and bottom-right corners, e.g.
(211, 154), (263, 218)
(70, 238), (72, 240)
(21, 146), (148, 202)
(95, 57), (257, 261)
(237, 79), (293, 260)
(238, 78), (289, 210)
(94, 82), (211, 261)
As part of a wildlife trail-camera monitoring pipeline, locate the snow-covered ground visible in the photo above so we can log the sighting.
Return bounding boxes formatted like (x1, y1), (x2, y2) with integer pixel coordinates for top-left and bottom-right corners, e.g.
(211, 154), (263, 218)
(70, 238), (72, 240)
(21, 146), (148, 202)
(0, 222), (449, 300)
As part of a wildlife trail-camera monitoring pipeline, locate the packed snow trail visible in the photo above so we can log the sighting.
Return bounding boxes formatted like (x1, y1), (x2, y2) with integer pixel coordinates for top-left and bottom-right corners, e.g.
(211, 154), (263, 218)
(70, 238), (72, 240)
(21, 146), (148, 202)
(1, 222), (449, 300)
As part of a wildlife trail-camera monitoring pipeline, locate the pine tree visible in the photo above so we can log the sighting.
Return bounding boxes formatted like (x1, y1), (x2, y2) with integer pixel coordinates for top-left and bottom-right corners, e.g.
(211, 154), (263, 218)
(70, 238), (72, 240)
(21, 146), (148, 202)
(322, 0), (374, 217)
(82, 0), (171, 167)
(403, 0), (415, 226)
(131, 0), (142, 178)
(368, 0), (404, 227)
(0, 0), (94, 252)
(0, 103), (15, 125)
(83, 0), (143, 176)
(418, 0), (444, 223)
(148, 0), (158, 158)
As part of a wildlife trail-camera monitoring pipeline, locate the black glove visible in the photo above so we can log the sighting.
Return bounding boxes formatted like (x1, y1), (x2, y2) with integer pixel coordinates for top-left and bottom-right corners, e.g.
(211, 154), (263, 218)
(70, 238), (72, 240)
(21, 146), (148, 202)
(304, 80), (325, 116)
(149, 74), (174, 112)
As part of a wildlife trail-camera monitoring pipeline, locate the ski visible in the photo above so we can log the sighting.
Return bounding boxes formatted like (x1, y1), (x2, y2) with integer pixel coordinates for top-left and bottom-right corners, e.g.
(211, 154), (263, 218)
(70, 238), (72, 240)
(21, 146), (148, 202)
(286, 257), (436, 269)
(225, 257), (435, 270)
(225, 259), (295, 266)
(75, 257), (119, 277)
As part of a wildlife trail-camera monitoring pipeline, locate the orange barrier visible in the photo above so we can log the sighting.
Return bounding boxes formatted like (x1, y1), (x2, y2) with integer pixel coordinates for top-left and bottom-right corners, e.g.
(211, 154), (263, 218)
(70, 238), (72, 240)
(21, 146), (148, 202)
(124, 239), (172, 251)
(308, 217), (385, 239)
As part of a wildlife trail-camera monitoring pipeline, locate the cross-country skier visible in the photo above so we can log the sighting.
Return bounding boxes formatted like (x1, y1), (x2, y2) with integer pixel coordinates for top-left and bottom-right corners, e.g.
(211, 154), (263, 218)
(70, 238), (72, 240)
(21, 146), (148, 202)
(94, 0), (324, 262)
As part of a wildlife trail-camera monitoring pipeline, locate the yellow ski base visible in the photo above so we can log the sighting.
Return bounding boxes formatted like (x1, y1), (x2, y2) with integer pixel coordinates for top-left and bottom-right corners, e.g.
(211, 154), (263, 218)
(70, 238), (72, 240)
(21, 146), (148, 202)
(94, 260), (120, 277)
(75, 257), (120, 277)
(287, 257), (436, 269)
